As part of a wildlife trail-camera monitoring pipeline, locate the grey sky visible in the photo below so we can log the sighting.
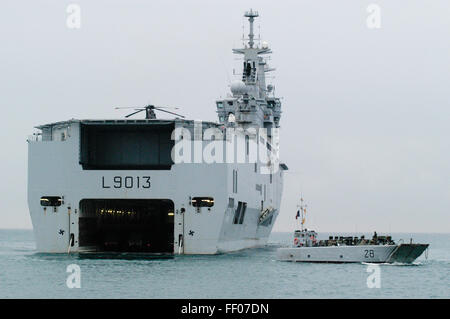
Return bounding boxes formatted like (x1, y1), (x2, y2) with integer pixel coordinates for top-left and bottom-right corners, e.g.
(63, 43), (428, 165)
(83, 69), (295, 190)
(0, 0), (449, 232)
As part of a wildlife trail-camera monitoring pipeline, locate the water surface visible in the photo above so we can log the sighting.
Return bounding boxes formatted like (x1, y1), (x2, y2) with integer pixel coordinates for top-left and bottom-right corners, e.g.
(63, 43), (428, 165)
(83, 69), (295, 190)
(0, 230), (448, 298)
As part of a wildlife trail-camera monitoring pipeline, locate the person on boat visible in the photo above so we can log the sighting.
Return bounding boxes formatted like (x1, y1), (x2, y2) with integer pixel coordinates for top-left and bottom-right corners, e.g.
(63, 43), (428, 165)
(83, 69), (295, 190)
(372, 231), (378, 244)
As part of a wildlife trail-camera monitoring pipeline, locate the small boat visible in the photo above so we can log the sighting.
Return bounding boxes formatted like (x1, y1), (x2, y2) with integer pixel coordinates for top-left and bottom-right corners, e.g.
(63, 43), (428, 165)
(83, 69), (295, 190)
(276, 198), (429, 263)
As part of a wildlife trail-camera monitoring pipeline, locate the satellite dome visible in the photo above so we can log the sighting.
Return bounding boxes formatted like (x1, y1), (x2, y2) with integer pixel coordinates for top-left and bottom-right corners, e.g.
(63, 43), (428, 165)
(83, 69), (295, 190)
(230, 81), (249, 95)
(262, 41), (269, 49)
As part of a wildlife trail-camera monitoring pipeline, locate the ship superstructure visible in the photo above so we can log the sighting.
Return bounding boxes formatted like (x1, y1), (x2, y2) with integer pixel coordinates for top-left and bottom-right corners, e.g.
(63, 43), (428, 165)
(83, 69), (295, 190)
(216, 9), (282, 131)
(27, 10), (286, 254)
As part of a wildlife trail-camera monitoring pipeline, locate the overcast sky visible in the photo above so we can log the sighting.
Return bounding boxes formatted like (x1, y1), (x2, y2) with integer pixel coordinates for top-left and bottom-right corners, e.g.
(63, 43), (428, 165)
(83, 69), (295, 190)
(0, 0), (449, 232)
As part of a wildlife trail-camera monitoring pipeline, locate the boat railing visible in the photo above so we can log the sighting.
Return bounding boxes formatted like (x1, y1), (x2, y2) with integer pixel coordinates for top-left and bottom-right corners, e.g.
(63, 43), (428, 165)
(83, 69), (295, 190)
(27, 134), (42, 142)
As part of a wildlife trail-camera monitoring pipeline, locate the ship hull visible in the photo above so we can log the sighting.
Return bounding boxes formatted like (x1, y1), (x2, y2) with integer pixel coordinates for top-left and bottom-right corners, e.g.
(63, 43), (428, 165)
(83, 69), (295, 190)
(276, 244), (428, 263)
(27, 120), (284, 254)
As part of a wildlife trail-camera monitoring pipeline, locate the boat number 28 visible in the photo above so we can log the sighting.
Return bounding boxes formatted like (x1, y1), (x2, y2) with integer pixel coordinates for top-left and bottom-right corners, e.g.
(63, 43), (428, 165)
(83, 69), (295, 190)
(364, 249), (375, 258)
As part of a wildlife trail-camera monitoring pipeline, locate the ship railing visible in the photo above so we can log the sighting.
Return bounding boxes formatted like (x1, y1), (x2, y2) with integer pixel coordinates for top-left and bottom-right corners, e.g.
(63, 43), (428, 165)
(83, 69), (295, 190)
(27, 134), (42, 142)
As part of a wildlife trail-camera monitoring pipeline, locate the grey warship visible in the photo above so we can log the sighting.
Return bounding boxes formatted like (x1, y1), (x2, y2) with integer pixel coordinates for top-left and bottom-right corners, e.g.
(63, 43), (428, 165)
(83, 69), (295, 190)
(27, 9), (286, 254)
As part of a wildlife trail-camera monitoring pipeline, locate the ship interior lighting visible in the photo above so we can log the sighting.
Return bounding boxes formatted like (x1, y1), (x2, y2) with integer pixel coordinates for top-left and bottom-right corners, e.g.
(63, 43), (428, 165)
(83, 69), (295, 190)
(191, 197), (215, 208)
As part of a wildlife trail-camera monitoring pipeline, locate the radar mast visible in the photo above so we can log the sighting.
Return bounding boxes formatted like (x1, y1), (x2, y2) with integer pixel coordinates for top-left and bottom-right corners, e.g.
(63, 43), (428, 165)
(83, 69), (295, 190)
(244, 9), (258, 49)
(216, 9), (282, 131)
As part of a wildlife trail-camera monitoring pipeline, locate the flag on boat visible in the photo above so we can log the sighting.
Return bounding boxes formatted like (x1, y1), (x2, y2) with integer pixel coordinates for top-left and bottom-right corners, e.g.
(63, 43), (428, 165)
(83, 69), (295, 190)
(295, 210), (300, 219)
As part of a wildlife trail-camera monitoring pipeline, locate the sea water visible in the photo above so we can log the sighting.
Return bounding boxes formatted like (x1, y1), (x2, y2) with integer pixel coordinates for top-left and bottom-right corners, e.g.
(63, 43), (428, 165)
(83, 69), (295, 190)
(0, 230), (448, 298)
